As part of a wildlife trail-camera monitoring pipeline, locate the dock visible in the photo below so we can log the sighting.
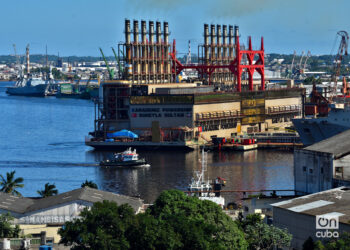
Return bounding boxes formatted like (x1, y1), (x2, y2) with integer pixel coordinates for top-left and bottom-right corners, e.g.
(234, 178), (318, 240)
(201, 142), (303, 151)
(85, 137), (197, 151)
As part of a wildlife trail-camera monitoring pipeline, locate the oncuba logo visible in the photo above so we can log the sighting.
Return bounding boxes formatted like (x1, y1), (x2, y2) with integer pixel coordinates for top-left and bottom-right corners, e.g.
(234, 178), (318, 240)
(316, 215), (339, 238)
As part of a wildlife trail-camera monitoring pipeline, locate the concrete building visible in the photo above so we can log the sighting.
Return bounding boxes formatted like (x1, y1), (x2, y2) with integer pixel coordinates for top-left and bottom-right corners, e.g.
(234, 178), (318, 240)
(272, 187), (350, 249)
(0, 187), (143, 244)
(294, 129), (350, 195)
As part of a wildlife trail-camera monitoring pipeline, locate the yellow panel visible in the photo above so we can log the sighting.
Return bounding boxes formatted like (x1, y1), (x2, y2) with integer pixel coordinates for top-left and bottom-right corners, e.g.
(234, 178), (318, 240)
(241, 115), (265, 125)
(237, 124), (241, 133)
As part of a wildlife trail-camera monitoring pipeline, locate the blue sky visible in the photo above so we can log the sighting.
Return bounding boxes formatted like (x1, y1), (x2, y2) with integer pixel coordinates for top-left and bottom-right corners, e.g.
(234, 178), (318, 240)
(1, 0), (349, 56)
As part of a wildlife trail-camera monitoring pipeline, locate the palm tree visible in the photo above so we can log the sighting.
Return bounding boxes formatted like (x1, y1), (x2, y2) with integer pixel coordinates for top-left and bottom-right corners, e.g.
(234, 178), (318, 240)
(81, 180), (98, 189)
(0, 171), (24, 196)
(37, 183), (58, 198)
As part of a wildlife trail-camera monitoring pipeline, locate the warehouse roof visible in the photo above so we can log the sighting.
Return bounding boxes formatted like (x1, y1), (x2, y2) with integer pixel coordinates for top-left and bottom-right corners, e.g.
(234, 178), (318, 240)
(272, 187), (350, 225)
(0, 192), (34, 214)
(0, 187), (143, 215)
(304, 129), (350, 159)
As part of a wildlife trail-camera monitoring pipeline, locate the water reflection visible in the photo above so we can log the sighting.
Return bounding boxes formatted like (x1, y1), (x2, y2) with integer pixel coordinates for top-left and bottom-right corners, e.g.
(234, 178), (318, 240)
(86, 149), (293, 203)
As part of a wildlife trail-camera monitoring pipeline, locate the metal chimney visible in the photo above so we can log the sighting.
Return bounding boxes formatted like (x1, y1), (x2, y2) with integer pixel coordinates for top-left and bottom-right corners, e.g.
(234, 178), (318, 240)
(217, 25), (222, 59)
(156, 21), (161, 43)
(210, 24), (216, 59)
(163, 21), (169, 44)
(133, 20), (139, 43)
(228, 25), (233, 58)
(141, 20), (147, 43)
(204, 24), (209, 62)
(125, 19), (131, 44)
(222, 25), (227, 59)
(234, 25), (239, 45)
(149, 21), (154, 44)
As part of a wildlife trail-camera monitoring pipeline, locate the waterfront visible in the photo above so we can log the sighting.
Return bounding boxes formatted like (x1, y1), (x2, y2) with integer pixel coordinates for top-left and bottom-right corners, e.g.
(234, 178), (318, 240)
(0, 81), (294, 203)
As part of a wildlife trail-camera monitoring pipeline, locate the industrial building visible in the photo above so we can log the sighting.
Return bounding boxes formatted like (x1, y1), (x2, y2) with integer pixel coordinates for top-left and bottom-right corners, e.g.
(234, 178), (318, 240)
(86, 19), (304, 149)
(272, 187), (350, 249)
(294, 129), (350, 195)
(0, 187), (143, 244)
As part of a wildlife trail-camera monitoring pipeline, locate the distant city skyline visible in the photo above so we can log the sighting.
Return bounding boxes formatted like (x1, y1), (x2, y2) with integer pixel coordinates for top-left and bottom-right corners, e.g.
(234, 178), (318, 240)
(1, 0), (349, 57)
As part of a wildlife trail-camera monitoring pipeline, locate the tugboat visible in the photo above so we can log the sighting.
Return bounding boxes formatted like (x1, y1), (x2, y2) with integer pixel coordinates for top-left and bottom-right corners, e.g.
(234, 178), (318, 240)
(188, 149), (226, 208)
(100, 148), (148, 167)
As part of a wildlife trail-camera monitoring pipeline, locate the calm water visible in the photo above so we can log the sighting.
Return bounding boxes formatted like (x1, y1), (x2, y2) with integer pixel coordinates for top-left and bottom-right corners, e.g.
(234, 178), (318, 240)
(0, 81), (294, 203)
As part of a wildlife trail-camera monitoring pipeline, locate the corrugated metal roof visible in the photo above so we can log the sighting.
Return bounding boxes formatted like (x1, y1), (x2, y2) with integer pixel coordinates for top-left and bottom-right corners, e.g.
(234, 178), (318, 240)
(272, 187), (350, 225)
(0, 187), (143, 215)
(288, 200), (333, 212)
(304, 129), (350, 158)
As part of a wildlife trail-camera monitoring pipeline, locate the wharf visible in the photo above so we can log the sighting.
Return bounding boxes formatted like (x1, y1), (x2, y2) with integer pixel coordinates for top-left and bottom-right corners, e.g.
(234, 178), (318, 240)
(201, 142), (303, 151)
(85, 138), (197, 151)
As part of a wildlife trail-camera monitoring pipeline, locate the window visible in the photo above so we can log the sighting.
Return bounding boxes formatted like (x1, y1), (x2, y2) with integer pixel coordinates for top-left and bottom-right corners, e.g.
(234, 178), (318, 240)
(303, 166), (306, 172)
(309, 169), (313, 174)
(321, 168), (324, 174)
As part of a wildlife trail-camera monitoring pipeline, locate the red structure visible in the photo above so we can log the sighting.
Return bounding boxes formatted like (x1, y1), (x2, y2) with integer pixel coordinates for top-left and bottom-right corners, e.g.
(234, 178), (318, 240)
(170, 34), (265, 92)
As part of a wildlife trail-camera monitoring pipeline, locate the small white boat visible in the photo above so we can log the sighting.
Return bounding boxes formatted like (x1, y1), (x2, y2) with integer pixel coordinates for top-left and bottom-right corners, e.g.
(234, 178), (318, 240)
(188, 149), (226, 208)
(100, 148), (147, 167)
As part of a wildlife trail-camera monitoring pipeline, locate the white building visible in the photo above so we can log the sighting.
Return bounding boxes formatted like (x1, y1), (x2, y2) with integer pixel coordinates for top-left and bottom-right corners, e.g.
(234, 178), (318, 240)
(0, 187), (143, 243)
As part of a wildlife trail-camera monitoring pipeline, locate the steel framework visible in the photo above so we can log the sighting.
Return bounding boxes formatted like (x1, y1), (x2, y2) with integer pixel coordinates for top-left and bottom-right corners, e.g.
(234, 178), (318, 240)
(170, 35), (265, 92)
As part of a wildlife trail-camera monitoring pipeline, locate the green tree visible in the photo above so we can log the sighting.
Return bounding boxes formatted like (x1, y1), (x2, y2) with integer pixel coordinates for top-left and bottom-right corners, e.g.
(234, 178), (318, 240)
(236, 213), (292, 250)
(59, 190), (248, 250)
(0, 213), (20, 238)
(136, 189), (248, 250)
(37, 182), (58, 197)
(0, 171), (24, 196)
(59, 200), (136, 250)
(315, 232), (350, 250)
(81, 180), (98, 189)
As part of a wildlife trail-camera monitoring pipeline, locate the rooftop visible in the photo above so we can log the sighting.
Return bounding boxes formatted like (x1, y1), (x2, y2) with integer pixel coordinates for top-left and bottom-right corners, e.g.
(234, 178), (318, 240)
(272, 187), (350, 225)
(0, 187), (143, 214)
(304, 129), (350, 159)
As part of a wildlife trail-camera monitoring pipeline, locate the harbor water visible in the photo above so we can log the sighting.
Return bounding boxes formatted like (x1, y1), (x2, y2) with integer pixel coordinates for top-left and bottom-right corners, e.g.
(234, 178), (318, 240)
(0, 81), (294, 203)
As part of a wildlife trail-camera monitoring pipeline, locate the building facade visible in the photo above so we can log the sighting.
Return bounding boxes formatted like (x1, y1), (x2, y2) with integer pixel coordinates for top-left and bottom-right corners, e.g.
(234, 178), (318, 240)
(92, 81), (304, 144)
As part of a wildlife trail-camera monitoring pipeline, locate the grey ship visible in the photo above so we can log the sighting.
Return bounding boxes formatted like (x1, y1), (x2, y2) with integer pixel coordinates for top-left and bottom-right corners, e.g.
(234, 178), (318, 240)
(292, 103), (350, 146)
(6, 77), (50, 97)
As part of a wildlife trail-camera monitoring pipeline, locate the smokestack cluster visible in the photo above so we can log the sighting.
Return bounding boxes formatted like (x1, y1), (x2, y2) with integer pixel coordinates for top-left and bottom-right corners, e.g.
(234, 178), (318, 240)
(123, 19), (174, 83)
(201, 23), (238, 83)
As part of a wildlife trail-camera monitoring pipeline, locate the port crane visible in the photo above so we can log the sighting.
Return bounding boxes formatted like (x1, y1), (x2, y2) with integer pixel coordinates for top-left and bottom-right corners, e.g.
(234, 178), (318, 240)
(302, 51), (311, 74)
(99, 48), (114, 80)
(289, 50), (296, 78)
(331, 31), (349, 98)
(111, 47), (123, 78)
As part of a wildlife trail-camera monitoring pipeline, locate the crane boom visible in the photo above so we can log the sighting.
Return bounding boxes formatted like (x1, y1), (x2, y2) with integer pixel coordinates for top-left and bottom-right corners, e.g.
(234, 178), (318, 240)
(111, 47), (122, 77)
(289, 50), (296, 78)
(303, 51), (311, 72)
(331, 31), (349, 98)
(298, 51), (305, 69)
(99, 48), (114, 80)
